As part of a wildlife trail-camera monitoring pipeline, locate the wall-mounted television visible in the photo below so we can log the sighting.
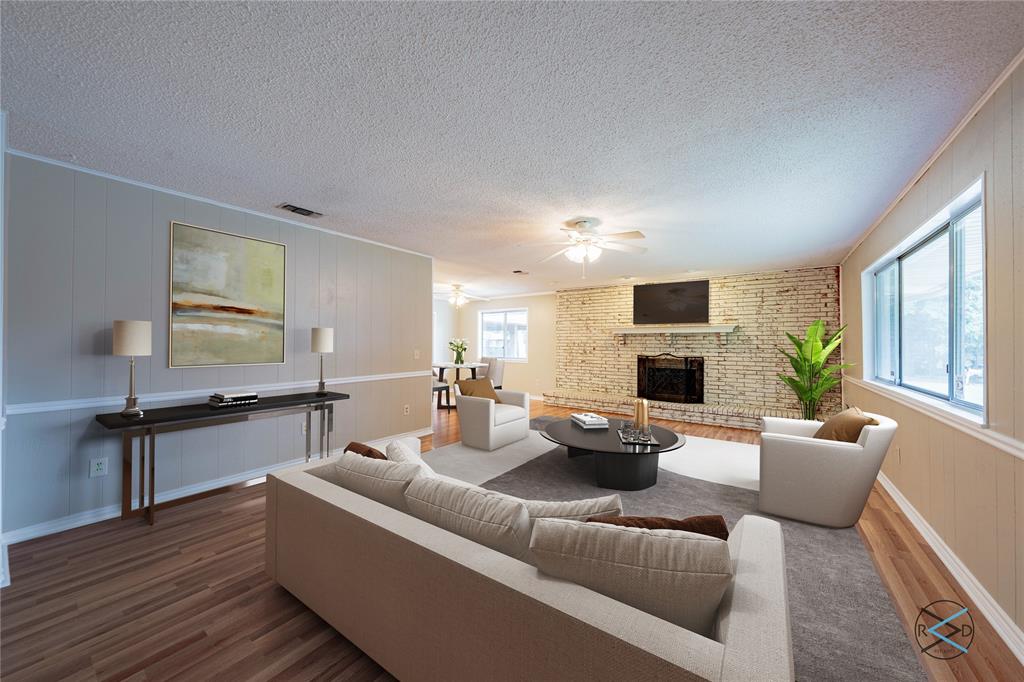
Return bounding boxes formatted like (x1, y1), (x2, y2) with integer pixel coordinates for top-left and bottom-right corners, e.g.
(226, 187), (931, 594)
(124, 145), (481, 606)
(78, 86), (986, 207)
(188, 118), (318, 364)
(633, 280), (709, 324)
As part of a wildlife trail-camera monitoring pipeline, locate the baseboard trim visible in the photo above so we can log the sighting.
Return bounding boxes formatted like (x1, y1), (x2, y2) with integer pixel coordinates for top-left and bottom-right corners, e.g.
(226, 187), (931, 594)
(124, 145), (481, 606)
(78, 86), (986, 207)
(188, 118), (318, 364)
(0, 544), (9, 588)
(877, 472), (1024, 665)
(0, 427), (433, 547)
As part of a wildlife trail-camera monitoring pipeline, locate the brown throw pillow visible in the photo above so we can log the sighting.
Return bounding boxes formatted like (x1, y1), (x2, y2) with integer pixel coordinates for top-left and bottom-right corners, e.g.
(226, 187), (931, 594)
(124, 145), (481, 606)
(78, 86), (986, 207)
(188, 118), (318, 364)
(345, 441), (387, 460)
(456, 378), (501, 403)
(813, 407), (878, 443)
(586, 514), (729, 541)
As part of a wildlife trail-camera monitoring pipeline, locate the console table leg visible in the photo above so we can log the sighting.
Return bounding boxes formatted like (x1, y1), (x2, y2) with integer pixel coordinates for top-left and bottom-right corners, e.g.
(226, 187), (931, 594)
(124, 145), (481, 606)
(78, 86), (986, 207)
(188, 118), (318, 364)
(148, 429), (156, 525)
(121, 433), (132, 518)
(319, 406), (326, 459)
(326, 404), (333, 458)
(305, 411), (312, 462)
(138, 433), (146, 514)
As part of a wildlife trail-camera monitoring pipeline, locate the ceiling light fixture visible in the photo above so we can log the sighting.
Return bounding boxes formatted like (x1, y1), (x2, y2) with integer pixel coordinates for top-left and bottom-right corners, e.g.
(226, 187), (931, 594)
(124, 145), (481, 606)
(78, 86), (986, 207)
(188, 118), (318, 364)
(448, 284), (468, 308)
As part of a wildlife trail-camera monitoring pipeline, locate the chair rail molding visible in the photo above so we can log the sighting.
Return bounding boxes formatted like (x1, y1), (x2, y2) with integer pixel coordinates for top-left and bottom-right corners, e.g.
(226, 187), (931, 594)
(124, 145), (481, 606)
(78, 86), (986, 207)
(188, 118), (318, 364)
(5, 370), (432, 416)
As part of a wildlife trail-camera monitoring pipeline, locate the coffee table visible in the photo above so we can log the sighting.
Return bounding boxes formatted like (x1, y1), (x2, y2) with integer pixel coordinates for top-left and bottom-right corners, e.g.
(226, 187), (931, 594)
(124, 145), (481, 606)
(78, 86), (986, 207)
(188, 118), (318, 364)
(539, 418), (684, 491)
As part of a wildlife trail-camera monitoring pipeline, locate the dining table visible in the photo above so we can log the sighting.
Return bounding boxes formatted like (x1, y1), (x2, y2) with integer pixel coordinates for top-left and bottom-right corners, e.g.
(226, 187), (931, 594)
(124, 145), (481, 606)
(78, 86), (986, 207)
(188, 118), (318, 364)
(432, 361), (488, 409)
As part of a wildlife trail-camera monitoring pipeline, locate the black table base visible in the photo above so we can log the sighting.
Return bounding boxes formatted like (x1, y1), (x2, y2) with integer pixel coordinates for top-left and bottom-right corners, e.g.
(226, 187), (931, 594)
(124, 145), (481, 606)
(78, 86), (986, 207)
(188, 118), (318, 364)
(594, 450), (660, 490)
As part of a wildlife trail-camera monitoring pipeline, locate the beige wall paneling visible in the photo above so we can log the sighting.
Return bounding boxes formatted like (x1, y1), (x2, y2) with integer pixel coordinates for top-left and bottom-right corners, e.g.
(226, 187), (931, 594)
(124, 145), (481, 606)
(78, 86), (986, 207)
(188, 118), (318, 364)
(991, 81), (1016, 435)
(842, 60), (1024, 630)
(1014, 65), (1024, 441)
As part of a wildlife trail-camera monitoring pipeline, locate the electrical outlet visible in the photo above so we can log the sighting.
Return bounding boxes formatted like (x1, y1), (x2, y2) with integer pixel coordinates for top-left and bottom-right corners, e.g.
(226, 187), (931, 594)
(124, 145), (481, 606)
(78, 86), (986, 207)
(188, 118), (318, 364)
(413, 349), (421, 360)
(89, 457), (108, 478)
(403, 404), (411, 416)
(301, 420), (307, 435)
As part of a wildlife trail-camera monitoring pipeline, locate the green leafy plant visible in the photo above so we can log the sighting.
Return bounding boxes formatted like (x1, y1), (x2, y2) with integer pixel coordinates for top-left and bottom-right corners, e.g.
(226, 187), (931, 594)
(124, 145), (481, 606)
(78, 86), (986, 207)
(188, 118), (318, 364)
(778, 320), (850, 420)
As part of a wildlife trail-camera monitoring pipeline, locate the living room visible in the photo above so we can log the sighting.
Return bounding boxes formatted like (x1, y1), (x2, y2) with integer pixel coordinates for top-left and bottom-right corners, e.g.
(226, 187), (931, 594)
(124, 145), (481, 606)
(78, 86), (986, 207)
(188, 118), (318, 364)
(2, 2), (1024, 681)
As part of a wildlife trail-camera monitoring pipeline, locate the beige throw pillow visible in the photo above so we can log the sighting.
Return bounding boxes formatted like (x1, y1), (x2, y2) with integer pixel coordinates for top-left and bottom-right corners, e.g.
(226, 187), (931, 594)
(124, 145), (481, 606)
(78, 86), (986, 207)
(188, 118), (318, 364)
(813, 406), (879, 443)
(312, 451), (423, 512)
(405, 477), (532, 561)
(530, 518), (733, 637)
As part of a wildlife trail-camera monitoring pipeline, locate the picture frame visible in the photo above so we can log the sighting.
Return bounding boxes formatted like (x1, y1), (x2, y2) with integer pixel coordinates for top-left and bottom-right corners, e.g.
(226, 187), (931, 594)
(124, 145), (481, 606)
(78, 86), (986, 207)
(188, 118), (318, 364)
(168, 221), (287, 368)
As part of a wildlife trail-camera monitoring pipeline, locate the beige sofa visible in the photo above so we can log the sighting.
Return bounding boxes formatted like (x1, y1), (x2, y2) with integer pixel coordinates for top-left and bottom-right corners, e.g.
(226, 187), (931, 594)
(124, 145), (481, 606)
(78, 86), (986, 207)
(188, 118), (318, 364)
(266, 441), (794, 681)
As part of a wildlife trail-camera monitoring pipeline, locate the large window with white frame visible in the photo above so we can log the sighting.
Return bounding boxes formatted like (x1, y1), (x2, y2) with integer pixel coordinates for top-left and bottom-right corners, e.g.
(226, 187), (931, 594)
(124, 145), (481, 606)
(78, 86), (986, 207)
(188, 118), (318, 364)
(479, 309), (528, 361)
(872, 201), (985, 411)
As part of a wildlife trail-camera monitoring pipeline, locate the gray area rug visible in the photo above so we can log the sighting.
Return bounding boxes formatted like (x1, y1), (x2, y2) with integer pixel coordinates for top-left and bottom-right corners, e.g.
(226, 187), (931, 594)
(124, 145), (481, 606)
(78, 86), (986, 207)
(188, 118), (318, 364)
(481, 444), (925, 682)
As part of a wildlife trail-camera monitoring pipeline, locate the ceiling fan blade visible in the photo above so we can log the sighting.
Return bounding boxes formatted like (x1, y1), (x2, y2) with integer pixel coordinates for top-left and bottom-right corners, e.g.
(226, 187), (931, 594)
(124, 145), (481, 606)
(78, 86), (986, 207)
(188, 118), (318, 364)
(600, 242), (647, 254)
(538, 247), (571, 263)
(600, 230), (645, 240)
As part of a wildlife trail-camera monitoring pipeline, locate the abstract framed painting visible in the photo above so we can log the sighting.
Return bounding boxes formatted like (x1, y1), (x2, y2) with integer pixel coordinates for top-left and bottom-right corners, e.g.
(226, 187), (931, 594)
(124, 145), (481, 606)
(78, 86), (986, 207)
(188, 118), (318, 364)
(169, 221), (286, 367)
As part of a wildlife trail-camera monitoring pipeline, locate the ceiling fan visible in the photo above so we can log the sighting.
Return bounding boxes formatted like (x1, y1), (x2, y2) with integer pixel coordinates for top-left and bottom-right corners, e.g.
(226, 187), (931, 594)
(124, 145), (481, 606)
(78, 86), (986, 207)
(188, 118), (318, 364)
(539, 217), (647, 277)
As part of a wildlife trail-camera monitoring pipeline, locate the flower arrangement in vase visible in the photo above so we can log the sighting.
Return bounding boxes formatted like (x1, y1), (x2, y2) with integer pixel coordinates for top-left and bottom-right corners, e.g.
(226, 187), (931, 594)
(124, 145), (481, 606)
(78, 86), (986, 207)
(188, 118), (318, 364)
(448, 338), (468, 365)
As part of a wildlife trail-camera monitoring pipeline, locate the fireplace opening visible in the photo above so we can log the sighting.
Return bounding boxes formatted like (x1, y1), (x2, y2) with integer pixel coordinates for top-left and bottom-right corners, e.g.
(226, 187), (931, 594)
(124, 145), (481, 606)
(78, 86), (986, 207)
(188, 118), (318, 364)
(637, 354), (703, 404)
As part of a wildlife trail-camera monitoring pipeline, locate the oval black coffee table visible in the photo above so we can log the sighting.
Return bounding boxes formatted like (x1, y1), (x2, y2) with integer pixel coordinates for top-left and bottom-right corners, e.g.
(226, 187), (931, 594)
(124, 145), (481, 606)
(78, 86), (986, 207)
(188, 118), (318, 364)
(540, 418), (685, 491)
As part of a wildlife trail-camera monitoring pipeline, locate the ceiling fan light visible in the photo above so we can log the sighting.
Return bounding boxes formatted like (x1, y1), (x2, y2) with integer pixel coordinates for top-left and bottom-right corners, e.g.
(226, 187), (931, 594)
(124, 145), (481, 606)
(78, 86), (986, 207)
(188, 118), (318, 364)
(585, 244), (602, 262)
(565, 244), (587, 263)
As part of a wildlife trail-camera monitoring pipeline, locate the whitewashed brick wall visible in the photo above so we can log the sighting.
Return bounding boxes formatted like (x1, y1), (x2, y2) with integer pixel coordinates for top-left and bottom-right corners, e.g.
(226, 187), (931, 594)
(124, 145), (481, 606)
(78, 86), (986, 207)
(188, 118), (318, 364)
(548, 267), (842, 425)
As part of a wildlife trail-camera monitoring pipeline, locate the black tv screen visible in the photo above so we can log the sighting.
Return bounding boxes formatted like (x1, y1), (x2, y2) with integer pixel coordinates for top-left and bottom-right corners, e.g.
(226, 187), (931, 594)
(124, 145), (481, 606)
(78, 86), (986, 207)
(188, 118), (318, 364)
(633, 280), (709, 324)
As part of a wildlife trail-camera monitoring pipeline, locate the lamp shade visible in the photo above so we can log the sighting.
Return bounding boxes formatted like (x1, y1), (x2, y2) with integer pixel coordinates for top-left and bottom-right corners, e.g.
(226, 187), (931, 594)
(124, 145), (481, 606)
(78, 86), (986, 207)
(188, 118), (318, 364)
(311, 327), (334, 353)
(112, 320), (152, 357)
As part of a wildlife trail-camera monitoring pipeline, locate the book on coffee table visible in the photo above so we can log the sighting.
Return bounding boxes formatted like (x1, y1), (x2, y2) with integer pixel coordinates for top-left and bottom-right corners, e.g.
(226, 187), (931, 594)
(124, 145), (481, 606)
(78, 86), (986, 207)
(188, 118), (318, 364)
(571, 412), (609, 429)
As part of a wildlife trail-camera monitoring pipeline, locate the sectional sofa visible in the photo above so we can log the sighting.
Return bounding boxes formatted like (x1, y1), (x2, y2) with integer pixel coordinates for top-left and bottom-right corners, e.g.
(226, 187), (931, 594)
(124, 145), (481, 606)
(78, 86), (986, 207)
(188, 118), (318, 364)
(265, 437), (794, 681)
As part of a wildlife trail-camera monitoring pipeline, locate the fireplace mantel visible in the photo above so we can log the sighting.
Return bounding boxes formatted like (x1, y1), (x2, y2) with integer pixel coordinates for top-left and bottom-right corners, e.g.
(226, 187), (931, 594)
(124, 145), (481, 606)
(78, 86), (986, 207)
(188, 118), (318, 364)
(610, 324), (737, 335)
(611, 323), (737, 345)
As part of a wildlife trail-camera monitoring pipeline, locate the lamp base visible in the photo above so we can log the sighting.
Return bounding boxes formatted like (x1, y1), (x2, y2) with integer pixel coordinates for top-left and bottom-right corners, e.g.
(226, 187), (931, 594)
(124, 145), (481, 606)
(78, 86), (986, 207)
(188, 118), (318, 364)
(316, 380), (327, 396)
(121, 396), (143, 418)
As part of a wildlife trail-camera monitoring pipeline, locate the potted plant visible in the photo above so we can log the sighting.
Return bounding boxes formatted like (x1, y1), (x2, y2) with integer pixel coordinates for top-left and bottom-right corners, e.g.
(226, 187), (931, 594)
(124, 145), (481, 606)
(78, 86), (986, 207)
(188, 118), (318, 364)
(448, 338), (468, 365)
(778, 320), (850, 420)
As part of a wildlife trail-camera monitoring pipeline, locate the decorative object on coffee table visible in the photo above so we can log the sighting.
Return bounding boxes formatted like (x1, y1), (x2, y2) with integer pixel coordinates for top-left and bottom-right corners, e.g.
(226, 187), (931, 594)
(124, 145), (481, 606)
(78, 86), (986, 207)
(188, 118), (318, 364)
(540, 417), (684, 490)
(113, 320), (151, 418)
(311, 327), (334, 394)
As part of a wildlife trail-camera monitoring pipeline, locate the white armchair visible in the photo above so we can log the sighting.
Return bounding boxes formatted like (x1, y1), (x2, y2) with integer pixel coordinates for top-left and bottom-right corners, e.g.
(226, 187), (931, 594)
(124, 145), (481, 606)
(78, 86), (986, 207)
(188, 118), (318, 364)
(454, 385), (530, 451)
(758, 412), (897, 528)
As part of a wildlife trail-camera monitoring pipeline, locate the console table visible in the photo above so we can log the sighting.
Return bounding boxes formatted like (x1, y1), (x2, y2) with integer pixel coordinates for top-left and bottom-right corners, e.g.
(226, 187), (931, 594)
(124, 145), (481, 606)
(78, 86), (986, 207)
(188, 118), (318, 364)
(96, 391), (349, 525)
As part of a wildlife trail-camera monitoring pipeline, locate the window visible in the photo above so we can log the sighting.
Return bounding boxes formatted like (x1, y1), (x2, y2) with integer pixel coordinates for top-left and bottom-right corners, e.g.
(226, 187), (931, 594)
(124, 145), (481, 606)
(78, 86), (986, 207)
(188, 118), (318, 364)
(872, 202), (985, 411)
(479, 309), (528, 361)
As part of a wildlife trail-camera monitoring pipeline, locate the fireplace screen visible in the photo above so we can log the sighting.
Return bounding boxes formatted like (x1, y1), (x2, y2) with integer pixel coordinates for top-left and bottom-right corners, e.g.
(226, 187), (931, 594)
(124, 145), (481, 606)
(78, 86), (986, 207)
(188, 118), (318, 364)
(636, 354), (704, 404)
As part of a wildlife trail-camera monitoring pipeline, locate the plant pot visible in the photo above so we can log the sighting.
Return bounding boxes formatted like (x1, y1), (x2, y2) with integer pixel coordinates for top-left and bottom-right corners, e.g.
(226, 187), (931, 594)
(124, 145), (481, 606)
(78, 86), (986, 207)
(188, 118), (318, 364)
(454, 351), (465, 365)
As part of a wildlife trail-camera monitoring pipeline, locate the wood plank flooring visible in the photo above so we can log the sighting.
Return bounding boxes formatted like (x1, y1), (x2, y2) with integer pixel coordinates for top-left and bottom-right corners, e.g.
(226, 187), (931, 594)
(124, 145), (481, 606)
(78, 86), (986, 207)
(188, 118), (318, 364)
(2, 400), (1021, 680)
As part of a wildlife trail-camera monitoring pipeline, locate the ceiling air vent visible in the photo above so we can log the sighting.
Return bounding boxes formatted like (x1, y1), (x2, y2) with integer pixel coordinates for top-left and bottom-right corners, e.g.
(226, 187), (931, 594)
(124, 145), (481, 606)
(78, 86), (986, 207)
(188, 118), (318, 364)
(277, 203), (323, 218)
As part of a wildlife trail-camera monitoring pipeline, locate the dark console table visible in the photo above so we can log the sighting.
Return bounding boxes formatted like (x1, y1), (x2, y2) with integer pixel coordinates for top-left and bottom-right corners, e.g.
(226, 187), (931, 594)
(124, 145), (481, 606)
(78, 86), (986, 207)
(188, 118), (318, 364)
(96, 391), (349, 525)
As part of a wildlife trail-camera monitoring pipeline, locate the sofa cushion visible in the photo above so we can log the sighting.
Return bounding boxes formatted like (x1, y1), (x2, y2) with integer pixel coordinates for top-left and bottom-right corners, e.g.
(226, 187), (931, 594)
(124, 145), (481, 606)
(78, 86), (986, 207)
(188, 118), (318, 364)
(385, 439), (436, 477)
(524, 495), (621, 533)
(456, 378), (501, 403)
(530, 518), (733, 637)
(814, 406), (878, 442)
(312, 451), (423, 512)
(586, 514), (729, 540)
(405, 477), (531, 561)
(493, 403), (526, 426)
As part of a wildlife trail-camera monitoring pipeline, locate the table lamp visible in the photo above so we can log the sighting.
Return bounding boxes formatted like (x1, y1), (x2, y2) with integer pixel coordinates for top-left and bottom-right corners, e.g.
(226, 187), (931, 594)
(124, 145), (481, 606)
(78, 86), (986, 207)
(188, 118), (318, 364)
(113, 320), (151, 418)
(311, 327), (334, 394)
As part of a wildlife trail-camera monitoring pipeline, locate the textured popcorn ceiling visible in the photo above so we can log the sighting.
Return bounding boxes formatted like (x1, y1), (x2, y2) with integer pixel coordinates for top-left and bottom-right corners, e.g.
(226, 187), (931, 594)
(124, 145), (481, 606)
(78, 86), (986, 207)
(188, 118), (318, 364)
(2, 2), (1023, 296)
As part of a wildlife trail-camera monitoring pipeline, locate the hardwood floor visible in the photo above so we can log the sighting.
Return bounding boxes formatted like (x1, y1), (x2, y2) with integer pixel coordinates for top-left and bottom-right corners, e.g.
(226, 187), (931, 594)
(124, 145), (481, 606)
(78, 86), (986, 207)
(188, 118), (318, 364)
(2, 400), (1020, 680)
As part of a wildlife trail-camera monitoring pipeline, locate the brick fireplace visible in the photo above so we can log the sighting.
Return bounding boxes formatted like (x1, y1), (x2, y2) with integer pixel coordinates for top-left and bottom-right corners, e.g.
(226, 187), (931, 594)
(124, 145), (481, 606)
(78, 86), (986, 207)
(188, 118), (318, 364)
(544, 266), (842, 430)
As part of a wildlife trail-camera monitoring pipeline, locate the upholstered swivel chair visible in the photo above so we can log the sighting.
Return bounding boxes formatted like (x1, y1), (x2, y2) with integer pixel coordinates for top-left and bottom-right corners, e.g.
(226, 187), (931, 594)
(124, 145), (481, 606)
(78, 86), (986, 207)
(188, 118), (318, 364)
(454, 383), (529, 451)
(758, 412), (897, 528)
